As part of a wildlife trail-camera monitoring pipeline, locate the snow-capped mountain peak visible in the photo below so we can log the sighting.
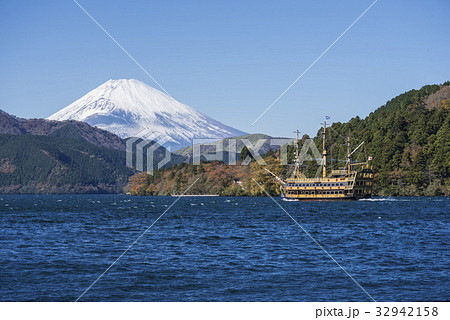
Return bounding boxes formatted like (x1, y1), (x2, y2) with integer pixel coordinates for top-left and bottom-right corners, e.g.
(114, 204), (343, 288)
(48, 79), (247, 149)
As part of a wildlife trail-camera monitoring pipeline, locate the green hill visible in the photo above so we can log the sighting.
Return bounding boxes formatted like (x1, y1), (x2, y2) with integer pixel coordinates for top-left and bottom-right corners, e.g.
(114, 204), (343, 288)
(128, 81), (450, 197)
(309, 82), (450, 195)
(0, 111), (185, 193)
(0, 131), (134, 193)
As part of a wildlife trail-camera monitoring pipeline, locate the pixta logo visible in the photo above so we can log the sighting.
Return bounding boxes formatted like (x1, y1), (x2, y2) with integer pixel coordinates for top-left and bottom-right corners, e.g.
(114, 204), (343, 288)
(126, 131), (172, 174)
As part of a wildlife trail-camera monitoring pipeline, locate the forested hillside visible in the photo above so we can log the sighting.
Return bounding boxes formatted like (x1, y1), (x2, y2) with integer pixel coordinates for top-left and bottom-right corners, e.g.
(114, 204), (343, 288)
(0, 110), (183, 193)
(314, 82), (450, 195)
(0, 132), (134, 193)
(127, 156), (282, 197)
(128, 82), (450, 197)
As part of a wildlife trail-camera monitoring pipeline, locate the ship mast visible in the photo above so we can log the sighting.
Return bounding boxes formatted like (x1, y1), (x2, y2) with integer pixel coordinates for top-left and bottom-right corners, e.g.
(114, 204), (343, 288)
(346, 133), (351, 175)
(295, 129), (300, 166)
(293, 129), (301, 179)
(322, 120), (327, 178)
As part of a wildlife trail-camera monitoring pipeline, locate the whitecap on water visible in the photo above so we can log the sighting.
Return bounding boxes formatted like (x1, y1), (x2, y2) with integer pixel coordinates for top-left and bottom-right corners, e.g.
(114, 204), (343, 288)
(281, 198), (299, 202)
(358, 198), (397, 202)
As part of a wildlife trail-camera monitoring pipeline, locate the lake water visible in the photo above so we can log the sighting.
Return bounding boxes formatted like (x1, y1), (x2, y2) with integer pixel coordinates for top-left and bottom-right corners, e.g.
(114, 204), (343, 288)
(0, 195), (448, 301)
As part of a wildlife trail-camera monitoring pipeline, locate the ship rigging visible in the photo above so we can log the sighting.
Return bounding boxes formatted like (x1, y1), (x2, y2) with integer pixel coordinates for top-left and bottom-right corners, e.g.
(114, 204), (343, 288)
(266, 118), (374, 200)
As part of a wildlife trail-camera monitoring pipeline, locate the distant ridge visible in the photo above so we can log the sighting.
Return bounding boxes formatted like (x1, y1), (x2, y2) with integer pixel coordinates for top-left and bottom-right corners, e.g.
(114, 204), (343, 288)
(174, 133), (287, 163)
(48, 79), (247, 150)
(1, 109), (125, 151)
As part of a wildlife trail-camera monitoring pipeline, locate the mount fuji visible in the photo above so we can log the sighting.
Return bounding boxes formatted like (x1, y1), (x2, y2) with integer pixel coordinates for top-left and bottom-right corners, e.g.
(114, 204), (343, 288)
(47, 79), (247, 150)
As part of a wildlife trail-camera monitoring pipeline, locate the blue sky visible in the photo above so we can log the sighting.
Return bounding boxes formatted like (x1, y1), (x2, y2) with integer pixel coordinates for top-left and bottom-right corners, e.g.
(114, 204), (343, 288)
(1, 0), (449, 137)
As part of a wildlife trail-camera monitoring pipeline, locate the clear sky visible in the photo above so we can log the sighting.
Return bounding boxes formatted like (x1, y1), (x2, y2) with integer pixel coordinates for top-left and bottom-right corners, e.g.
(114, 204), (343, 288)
(1, 0), (449, 138)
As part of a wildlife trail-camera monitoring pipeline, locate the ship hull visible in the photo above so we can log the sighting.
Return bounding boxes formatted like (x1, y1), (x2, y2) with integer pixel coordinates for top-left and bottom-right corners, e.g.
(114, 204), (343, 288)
(281, 193), (371, 201)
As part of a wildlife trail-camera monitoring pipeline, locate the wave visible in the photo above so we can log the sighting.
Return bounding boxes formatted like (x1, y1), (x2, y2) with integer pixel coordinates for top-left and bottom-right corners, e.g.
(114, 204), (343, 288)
(358, 198), (398, 202)
(281, 198), (299, 202)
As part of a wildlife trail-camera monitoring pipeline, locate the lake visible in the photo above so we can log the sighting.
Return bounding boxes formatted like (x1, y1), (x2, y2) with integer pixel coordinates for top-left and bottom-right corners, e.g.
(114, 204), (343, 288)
(0, 195), (448, 301)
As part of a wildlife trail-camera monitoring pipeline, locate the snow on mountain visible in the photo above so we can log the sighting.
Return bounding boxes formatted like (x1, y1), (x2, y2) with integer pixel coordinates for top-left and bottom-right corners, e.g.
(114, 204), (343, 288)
(47, 79), (247, 150)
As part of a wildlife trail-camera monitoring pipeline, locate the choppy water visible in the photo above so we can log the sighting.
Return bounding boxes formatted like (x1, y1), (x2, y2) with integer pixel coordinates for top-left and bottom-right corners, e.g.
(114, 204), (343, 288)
(0, 195), (448, 301)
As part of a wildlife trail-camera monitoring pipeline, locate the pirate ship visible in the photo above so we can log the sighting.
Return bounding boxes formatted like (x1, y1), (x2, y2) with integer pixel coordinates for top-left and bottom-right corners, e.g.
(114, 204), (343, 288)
(266, 119), (374, 200)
